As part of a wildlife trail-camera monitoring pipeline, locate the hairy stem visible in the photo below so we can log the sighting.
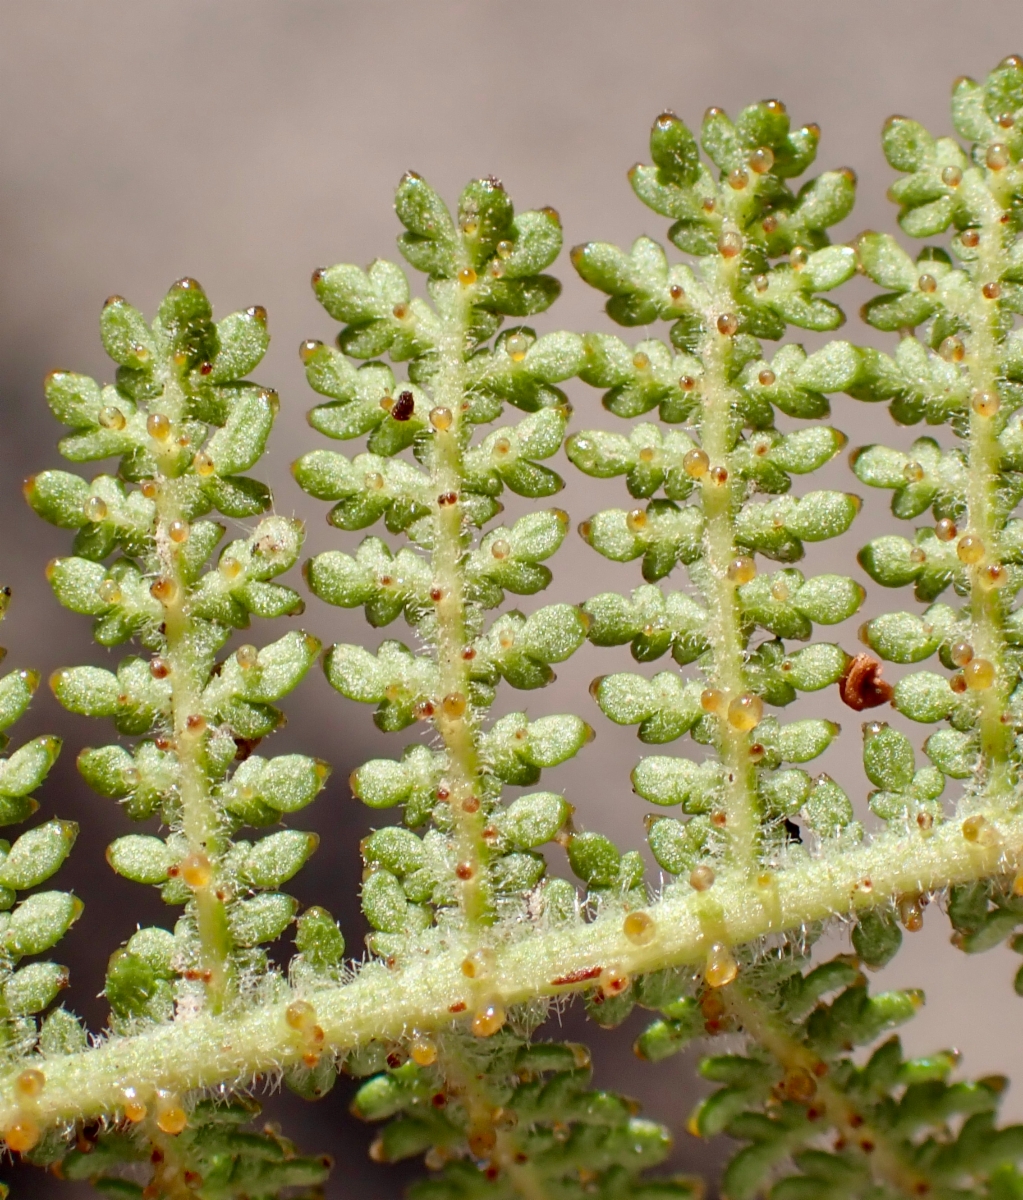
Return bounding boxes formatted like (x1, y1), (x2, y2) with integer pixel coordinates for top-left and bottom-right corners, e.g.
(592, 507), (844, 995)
(698, 283), (760, 870)
(964, 203), (1013, 795)
(429, 281), (490, 924)
(153, 370), (231, 1010)
(9, 810), (1021, 1132)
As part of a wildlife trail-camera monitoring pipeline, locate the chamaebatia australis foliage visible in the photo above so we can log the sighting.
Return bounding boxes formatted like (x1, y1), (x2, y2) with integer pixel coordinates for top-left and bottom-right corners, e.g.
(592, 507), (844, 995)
(4, 54), (1023, 1200)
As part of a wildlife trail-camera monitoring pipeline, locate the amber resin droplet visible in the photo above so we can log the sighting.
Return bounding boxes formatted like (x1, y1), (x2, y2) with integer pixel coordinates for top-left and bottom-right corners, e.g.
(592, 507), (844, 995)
(83, 495), (108, 522)
(150, 577), (178, 604)
(599, 964), (630, 996)
(972, 390), (1000, 417)
(963, 658), (995, 690)
(683, 448), (710, 478)
(962, 814), (986, 842)
(689, 864), (715, 891)
(727, 693), (763, 731)
(716, 313), (739, 336)
(718, 231), (743, 257)
(935, 518), (957, 541)
(15, 1068), (44, 1098)
(123, 1088), (147, 1123)
(4, 1117), (40, 1153)
(623, 910), (656, 945)
(704, 943), (738, 988)
(179, 852), (211, 889)
(458, 267), (477, 286)
(950, 641), (974, 667)
(99, 405), (126, 430)
(156, 1102), (187, 1136)
(147, 412), (171, 441)
(410, 1035), (438, 1066)
(899, 895), (924, 932)
(236, 644), (258, 669)
(471, 1003), (506, 1037)
(193, 450), (215, 476)
(957, 535), (985, 564)
(726, 556), (756, 584)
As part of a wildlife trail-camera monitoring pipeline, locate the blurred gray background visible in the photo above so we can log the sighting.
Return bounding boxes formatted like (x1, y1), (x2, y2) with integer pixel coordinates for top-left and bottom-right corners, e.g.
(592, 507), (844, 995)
(3, 1), (1023, 1195)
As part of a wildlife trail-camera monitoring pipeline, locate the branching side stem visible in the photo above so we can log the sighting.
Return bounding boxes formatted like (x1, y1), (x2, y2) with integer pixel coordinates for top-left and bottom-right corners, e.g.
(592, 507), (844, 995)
(153, 370), (231, 1011)
(429, 282), (490, 925)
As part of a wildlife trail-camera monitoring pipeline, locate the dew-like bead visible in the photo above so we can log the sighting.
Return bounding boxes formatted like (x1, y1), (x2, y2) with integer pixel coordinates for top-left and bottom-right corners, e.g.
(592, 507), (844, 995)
(410, 1035), (438, 1066)
(150, 577), (178, 604)
(458, 267), (477, 286)
(903, 461), (925, 483)
(84, 496), (108, 522)
(701, 688), (726, 715)
(754, 273), (769, 292)
(461, 948), (495, 979)
(939, 336), (965, 362)
(496, 240), (514, 259)
(98, 578), (122, 604)
(771, 578), (790, 601)
(626, 508), (648, 534)
(718, 231), (743, 258)
(727, 693), (764, 731)
(122, 1088), (147, 1123)
(790, 246), (809, 268)
(4, 1118), (40, 1153)
(704, 943), (738, 988)
(141, 480), (159, 501)
(727, 168), (749, 190)
(961, 229), (980, 248)
(168, 519), (189, 544)
(749, 146), (774, 174)
(689, 864), (715, 891)
(909, 547), (926, 564)
(15, 1069), (44, 1098)
(633, 351), (650, 370)
(935, 518), (957, 541)
(983, 282), (1002, 300)
(941, 165), (963, 187)
(963, 658), (995, 690)
(441, 692), (467, 719)
(950, 641), (974, 667)
(490, 538), (511, 560)
(365, 471), (385, 491)
(758, 368), (776, 386)
(147, 412), (171, 441)
(899, 896), (924, 932)
(683, 448), (710, 478)
(156, 1100), (187, 1136)
(918, 274), (937, 293)
(962, 814), (986, 842)
(623, 910), (656, 945)
(600, 964), (630, 995)
(237, 644), (259, 669)
(783, 1067), (817, 1102)
(98, 405), (126, 430)
(220, 556), (243, 580)
(716, 313), (739, 336)
(286, 999), (316, 1031)
(638, 446), (656, 463)
(987, 143), (1010, 170)
(957, 535), (985, 564)
(972, 390), (1000, 417)
(180, 852), (211, 889)
(193, 450), (215, 476)
(506, 332), (529, 361)
(430, 407), (453, 431)
(471, 1003), (506, 1037)
(726, 556), (756, 584)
